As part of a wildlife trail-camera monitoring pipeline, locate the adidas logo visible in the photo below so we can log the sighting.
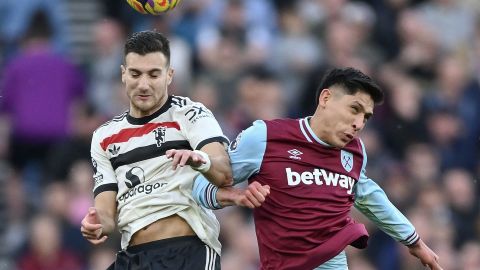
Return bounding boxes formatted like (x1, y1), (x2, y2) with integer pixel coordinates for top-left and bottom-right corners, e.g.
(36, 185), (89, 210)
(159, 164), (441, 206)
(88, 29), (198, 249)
(109, 144), (120, 156)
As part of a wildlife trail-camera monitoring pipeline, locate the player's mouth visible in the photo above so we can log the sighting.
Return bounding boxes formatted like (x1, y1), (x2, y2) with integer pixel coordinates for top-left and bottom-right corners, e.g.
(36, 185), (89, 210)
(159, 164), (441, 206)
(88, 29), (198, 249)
(341, 133), (354, 142)
(136, 94), (151, 101)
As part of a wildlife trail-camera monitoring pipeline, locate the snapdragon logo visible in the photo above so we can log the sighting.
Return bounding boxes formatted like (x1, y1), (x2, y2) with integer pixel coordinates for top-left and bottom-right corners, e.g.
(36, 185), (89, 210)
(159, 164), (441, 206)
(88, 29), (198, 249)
(125, 167), (144, 188)
(285, 168), (356, 194)
(119, 182), (167, 202)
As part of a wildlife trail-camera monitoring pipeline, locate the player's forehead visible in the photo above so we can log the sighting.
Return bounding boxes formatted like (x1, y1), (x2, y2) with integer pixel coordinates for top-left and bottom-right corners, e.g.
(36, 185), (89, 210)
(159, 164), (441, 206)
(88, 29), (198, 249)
(124, 52), (168, 70)
(336, 89), (374, 112)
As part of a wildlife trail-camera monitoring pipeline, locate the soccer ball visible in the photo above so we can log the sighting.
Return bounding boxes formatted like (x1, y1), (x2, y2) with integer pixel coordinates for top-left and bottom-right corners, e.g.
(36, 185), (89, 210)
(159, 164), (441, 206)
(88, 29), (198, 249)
(126, 0), (180, 15)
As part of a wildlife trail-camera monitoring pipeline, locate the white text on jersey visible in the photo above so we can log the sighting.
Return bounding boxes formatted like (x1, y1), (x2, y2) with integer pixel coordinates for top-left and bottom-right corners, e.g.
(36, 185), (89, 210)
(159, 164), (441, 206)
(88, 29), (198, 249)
(285, 168), (355, 194)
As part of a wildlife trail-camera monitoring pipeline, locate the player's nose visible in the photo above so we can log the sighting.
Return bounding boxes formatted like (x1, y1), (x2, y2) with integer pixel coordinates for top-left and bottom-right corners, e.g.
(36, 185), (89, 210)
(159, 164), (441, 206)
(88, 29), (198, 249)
(352, 116), (364, 131)
(137, 76), (150, 90)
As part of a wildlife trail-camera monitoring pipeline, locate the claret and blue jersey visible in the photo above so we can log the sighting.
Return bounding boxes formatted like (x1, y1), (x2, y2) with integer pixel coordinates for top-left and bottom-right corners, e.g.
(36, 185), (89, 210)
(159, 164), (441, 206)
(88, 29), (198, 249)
(194, 117), (419, 270)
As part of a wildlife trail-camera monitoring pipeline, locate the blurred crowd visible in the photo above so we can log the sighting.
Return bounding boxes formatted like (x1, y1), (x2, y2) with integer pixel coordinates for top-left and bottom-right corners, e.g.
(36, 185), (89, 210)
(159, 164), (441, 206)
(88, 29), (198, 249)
(0, 0), (479, 269)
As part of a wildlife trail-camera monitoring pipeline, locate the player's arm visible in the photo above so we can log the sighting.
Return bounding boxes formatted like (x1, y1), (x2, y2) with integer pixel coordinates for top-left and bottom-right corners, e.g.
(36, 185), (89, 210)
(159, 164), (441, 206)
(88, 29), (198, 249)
(199, 141), (232, 186)
(166, 100), (232, 186)
(81, 191), (117, 244)
(354, 175), (442, 269)
(354, 141), (442, 270)
(81, 131), (118, 245)
(193, 120), (270, 208)
(166, 141), (232, 186)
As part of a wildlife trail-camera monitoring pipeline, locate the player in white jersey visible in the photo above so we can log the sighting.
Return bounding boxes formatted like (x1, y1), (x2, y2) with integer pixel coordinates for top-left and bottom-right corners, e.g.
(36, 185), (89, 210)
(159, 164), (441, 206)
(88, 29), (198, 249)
(80, 31), (233, 270)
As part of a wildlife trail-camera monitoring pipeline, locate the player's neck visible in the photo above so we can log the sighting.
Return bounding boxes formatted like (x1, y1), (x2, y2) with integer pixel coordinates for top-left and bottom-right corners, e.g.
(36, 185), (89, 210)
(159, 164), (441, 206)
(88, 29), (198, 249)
(308, 115), (329, 144)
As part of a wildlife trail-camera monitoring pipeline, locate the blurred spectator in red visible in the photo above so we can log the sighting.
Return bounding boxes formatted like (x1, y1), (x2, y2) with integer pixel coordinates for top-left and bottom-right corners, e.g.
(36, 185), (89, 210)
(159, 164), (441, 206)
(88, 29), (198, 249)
(460, 241), (480, 270)
(87, 246), (117, 270)
(16, 213), (83, 270)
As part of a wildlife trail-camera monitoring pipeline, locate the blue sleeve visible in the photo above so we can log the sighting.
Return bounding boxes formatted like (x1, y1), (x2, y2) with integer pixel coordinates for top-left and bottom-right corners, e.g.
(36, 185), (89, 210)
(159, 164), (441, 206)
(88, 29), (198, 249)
(192, 175), (222, 209)
(353, 140), (420, 246)
(192, 120), (267, 209)
(229, 120), (267, 184)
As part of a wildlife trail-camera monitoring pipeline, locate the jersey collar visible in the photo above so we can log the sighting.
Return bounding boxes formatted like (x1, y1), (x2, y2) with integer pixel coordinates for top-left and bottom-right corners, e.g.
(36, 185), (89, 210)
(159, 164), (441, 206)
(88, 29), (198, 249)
(299, 116), (332, 147)
(127, 95), (173, 125)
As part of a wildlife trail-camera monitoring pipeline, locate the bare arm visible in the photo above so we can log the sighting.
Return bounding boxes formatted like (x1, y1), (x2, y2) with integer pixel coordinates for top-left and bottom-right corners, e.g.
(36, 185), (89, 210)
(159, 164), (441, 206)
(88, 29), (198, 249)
(81, 191), (117, 245)
(198, 142), (232, 186)
(93, 191), (117, 235)
(166, 142), (233, 187)
(408, 239), (443, 270)
(215, 181), (270, 208)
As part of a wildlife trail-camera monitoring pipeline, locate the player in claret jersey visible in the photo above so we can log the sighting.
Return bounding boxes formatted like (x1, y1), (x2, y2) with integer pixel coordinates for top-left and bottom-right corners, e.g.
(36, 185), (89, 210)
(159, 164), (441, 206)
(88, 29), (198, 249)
(194, 67), (443, 270)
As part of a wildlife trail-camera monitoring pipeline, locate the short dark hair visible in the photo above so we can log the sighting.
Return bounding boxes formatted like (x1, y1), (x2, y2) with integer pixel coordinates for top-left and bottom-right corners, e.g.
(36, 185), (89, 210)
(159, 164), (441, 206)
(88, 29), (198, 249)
(25, 10), (53, 40)
(315, 67), (384, 105)
(124, 30), (170, 64)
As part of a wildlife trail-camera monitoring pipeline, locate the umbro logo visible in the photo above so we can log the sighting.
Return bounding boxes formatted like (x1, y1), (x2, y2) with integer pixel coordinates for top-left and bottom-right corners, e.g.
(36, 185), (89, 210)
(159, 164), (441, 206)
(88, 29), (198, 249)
(109, 144), (120, 156)
(288, 149), (303, 160)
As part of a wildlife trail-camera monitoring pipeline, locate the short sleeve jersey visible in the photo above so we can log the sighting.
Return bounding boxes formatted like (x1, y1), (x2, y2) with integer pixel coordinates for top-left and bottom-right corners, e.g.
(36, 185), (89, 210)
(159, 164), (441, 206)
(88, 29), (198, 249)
(91, 95), (228, 254)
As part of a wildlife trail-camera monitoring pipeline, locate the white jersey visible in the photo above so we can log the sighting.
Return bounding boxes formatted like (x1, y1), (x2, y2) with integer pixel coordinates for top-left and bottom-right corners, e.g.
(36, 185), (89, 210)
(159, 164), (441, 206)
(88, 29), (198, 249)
(90, 95), (229, 254)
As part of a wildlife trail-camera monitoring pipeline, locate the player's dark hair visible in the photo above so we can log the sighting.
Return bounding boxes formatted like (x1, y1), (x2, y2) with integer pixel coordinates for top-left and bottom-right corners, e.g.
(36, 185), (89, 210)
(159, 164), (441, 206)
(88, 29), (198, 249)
(316, 67), (384, 105)
(124, 30), (170, 64)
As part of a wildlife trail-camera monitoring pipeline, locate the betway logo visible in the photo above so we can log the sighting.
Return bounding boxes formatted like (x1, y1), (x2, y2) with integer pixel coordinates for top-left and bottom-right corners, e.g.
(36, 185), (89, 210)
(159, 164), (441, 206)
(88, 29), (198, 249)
(286, 168), (355, 194)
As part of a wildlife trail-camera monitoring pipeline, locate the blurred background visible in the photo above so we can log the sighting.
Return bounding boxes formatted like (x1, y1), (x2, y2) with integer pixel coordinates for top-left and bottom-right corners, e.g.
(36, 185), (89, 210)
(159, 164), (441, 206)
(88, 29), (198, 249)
(0, 0), (479, 269)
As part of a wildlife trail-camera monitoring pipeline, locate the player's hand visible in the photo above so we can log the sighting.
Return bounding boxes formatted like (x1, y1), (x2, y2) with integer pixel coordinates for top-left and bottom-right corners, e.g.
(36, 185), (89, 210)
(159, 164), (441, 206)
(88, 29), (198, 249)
(166, 149), (206, 170)
(408, 239), (443, 270)
(233, 181), (270, 208)
(80, 207), (108, 245)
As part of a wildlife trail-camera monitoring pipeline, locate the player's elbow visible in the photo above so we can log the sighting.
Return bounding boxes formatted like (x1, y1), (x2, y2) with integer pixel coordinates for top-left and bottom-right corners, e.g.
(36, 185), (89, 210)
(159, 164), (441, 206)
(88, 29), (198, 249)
(214, 172), (234, 187)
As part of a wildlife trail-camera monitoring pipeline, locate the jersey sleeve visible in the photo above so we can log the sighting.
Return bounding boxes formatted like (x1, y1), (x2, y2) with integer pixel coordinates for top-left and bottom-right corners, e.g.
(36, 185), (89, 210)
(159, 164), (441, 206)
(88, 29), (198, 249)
(353, 140), (419, 246)
(228, 120), (267, 184)
(91, 129), (118, 197)
(174, 97), (229, 150)
(192, 120), (267, 209)
(192, 175), (222, 210)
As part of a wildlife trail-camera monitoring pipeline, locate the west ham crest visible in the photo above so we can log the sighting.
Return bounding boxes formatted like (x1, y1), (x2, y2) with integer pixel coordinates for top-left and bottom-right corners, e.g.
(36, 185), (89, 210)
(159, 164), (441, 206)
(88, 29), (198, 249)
(340, 150), (353, 172)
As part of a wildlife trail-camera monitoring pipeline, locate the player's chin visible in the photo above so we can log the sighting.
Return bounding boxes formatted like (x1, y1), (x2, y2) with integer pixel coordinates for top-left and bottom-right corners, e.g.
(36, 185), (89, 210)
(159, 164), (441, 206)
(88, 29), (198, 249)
(333, 138), (349, 148)
(133, 100), (154, 111)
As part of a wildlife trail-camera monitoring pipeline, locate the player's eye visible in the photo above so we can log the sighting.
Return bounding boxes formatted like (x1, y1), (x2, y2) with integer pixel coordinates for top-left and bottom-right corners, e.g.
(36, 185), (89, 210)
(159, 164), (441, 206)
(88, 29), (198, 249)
(351, 106), (359, 113)
(364, 113), (372, 123)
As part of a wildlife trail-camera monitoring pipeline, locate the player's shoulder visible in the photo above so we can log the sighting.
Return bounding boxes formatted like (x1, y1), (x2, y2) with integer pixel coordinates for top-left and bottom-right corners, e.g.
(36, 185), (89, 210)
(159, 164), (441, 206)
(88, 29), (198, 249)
(262, 117), (298, 131)
(170, 95), (209, 110)
(264, 118), (298, 125)
(170, 95), (191, 109)
(93, 110), (129, 136)
(170, 95), (215, 122)
(231, 120), (267, 147)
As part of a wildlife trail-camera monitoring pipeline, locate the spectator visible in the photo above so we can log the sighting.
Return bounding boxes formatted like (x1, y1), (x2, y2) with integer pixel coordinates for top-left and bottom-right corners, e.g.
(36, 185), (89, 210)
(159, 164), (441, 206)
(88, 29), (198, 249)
(0, 10), (85, 175)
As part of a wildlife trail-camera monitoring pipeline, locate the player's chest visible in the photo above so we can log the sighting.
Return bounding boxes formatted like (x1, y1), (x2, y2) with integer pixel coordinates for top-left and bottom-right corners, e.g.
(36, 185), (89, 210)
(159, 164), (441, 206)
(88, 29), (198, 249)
(103, 122), (186, 160)
(258, 144), (361, 197)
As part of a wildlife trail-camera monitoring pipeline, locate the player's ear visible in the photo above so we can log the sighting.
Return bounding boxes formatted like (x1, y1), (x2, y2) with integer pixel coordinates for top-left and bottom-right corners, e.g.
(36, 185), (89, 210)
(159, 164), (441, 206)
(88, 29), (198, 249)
(318, 89), (332, 108)
(167, 67), (174, 85)
(121, 65), (126, 84)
